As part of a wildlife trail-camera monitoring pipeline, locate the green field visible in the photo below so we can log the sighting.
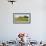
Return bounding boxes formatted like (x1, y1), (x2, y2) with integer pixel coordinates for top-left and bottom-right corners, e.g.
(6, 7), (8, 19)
(15, 16), (29, 22)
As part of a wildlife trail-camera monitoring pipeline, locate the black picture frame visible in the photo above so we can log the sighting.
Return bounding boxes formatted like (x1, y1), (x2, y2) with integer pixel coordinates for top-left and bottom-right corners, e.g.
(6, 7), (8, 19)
(13, 13), (31, 24)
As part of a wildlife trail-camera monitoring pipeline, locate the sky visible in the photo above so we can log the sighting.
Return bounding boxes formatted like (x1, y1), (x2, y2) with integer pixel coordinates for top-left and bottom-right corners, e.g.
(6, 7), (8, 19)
(14, 14), (29, 17)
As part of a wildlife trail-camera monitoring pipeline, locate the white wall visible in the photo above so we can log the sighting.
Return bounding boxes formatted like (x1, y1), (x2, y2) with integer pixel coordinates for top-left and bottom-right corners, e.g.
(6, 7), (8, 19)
(0, 0), (46, 41)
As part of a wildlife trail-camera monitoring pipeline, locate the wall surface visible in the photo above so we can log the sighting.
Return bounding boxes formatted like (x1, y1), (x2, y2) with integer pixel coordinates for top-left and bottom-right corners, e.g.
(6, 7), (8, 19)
(0, 0), (46, 41)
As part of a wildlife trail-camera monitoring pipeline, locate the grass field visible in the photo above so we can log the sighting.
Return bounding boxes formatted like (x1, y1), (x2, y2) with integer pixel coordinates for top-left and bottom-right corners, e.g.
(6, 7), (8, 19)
(15, 16), (29, 22)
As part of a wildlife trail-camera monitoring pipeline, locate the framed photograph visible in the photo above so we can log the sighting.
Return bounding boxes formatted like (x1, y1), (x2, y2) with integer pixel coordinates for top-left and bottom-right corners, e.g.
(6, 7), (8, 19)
(13, 13), (31, 24)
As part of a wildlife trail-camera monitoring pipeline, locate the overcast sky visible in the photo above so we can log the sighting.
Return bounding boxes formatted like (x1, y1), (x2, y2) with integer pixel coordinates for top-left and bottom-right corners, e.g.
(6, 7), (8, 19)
(14, 14), (29, 17)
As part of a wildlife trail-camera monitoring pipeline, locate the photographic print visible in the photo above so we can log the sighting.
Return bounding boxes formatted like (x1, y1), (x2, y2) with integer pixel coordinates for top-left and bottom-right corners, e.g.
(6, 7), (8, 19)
(13, 13), (31, 24)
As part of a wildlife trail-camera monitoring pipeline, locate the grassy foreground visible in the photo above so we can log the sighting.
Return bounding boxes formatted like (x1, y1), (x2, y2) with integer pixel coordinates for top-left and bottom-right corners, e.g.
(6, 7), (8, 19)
(15, 16), (29, 22)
